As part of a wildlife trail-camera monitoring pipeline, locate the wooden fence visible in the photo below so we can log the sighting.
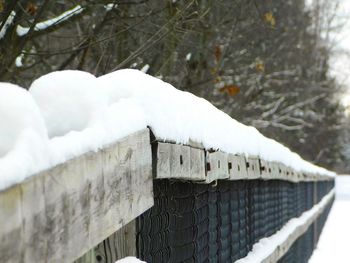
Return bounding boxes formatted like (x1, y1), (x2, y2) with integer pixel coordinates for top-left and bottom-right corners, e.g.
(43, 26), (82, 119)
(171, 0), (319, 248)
(0, 128), (334, 263)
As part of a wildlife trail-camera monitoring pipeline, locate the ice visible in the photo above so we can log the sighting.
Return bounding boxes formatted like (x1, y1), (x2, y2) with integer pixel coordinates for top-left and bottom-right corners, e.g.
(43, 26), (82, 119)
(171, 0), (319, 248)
(29, 70), (107, 138)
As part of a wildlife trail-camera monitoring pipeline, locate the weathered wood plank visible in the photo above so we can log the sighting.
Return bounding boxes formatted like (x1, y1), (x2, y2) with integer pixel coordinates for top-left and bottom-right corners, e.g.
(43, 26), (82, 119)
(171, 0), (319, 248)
(76, 220), (136, 263)
(102, 220), (136, 262)
(155, 142), (171, 178)
(205, 151), (229, 183)
(155, 142), (205, 181)
(0, 185), (23, 263)
(260, 159), (273, 180)
(189, 147), (206, 181)
(21, 175), (47, 262)
(74, 250), (96, 263)
(153, 140), (333, 183)
(227, 154), (248, 180)
(270, 162), (281, 180)
(0, 129), (153, 263)
(170, 144), (191, 180)
(112, 220), (136, 259)
(279, 163), (289, 180)
(246, 156), (261, 179)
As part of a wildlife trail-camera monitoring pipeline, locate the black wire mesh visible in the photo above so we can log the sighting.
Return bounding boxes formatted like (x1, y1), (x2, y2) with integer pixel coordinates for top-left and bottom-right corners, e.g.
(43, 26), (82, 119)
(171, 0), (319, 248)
(278, 196), (334, 263)
(136, 179), (334, 263)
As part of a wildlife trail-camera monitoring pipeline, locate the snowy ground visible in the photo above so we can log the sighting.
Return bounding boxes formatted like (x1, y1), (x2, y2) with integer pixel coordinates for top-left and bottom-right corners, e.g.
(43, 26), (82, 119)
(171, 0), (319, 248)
(309, 175), (350, 262)
(115, 257), (145, 263)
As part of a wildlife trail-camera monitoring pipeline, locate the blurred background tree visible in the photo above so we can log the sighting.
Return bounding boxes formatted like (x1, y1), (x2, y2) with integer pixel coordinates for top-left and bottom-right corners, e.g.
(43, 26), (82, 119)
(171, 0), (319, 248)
(0, 0), (347, 172)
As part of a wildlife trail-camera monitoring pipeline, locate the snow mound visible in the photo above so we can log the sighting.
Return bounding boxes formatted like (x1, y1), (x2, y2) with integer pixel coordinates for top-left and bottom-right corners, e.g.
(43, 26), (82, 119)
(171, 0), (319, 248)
(0, 69), (336, 190)
(0, 83), (48, 157)
(49, 98), (147, 165)
(115, 257), (146, 263)
(0, 83), (50, 188)
(98, 69), (334, 176)
(29, 70), (106, 138)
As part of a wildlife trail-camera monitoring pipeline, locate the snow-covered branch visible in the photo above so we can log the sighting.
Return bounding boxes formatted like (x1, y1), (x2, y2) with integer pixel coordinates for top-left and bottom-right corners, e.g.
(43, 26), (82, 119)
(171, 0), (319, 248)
(0, 11), (16, 40)
(104, 3), (118, 11)
(261, 97), (285, 119)
(16, 5), (83, 37)
(251, 93), (327, 131)
(279, 94), (326, 115)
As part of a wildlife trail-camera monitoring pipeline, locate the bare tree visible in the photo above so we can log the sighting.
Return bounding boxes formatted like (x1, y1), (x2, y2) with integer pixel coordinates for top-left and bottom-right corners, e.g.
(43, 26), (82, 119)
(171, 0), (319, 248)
(0, 0), (346, 170)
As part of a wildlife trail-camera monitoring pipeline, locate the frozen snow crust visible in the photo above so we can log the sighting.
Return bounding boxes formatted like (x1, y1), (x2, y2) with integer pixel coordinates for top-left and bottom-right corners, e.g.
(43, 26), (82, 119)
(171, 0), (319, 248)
(0, 69), (335, 190)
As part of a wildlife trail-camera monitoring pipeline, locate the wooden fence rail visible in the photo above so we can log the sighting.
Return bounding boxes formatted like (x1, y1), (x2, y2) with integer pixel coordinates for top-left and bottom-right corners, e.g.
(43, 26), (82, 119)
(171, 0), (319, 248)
(0, 129), (153, 263)
(0, 128), (334, 263)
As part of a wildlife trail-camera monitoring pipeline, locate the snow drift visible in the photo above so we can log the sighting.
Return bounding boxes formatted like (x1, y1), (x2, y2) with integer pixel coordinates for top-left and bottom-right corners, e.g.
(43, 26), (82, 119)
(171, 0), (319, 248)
(0, 83), (50, 188)
(30, 70), (106, 138)
(0, 69), (335, 190)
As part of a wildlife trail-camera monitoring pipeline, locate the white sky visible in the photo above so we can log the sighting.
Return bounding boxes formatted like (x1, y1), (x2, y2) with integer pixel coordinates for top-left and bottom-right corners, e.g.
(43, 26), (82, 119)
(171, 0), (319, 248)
(309, 176), (350, 262)
(329, 0), (350, 106)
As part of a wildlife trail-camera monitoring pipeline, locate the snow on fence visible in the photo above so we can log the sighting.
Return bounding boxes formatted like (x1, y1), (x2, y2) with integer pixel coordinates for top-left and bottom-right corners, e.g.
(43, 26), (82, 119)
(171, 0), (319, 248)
(0, 128), (334, 263)
(0, 70), (335, 263)
(136, 134), (334, 263)
(0, 129), (153, 263)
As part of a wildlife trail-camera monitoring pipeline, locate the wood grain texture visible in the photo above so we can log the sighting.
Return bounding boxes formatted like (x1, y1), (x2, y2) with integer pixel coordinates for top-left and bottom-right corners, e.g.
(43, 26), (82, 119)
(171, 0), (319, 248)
(227, 154), (249, 180)
(0, 185), (23, 263)
(153, 139), (333, 183)
(75, 220), (136, 263)
(21, 175), (47, 262)
(205, 151), (229, 183)
(260, 159), (273, 180)
(0, 129), (153, 263)
(0, 130), (335, 262)
(246, 156), (261, 180)
(100, 220), (136, 262)
(270, 162), (282, 180)
(155, 142), (205, 181)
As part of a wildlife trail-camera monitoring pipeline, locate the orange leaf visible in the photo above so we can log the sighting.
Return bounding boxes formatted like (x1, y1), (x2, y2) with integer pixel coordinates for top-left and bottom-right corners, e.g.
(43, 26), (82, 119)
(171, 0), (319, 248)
(255, 62), (265, 72)
(264, 12), (276, 27)
(26, 2), (38, 16)
(213, 76), (221, 84)
(214, 45), (222, 64)
(219, 85), (240, 96)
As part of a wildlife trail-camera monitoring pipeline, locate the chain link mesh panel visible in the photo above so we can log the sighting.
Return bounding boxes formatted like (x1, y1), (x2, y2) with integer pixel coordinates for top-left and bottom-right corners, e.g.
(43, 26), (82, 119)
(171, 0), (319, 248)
(137, 179), (334, 262)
